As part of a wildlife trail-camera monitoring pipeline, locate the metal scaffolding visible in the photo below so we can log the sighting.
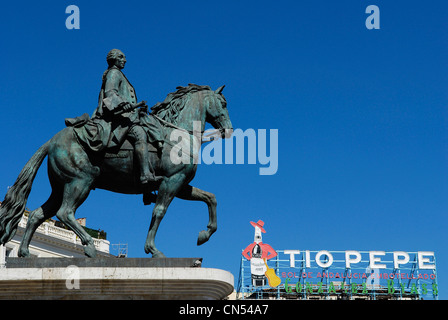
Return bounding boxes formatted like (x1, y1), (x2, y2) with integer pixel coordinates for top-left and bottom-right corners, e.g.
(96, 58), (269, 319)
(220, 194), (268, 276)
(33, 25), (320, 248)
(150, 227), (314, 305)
(237, 250), (438, 300)
(111, 243), (128, 258)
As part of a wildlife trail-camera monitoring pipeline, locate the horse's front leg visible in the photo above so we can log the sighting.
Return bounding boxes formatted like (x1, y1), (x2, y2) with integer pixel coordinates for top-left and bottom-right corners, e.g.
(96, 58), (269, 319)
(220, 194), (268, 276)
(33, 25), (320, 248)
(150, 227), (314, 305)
(176, 185), (217, 246)
(144, 174), (186, 257)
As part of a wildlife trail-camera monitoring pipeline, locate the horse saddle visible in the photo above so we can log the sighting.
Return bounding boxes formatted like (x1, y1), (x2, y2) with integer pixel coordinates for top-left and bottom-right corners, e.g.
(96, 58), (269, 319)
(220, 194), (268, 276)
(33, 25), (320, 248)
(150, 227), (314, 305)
(104, 139), (159, 158)
(65, 113), (90, 128)
(65, 114), (159, 157)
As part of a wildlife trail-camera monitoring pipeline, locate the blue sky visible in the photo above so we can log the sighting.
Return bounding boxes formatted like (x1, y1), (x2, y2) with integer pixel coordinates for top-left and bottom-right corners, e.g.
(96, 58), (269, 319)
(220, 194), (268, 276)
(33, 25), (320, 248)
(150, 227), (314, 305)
(1, 1), (447, 299)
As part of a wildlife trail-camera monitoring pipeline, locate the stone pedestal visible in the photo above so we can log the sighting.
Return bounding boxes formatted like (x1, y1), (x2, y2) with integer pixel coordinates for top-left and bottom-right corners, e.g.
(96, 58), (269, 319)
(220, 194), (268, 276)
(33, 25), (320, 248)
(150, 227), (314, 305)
(0, 257), (234, 300)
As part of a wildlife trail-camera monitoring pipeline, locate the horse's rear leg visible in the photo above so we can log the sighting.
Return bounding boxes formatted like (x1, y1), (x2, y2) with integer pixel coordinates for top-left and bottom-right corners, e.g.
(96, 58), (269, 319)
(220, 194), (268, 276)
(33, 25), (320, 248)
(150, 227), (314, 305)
(18, 190), (63, 257)
(176, 185), (217, 246)
(56, 180), (96, 257)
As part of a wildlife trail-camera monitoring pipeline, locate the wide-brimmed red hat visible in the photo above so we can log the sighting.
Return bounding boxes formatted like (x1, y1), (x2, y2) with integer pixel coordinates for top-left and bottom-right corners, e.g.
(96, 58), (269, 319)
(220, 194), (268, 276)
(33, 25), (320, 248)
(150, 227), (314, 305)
(250, 220), (266, 233)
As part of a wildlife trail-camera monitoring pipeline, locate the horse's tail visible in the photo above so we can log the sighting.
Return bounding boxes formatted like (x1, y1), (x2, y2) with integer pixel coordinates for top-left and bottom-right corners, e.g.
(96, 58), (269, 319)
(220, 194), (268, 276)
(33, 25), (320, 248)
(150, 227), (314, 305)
(0, 140), (50, 244)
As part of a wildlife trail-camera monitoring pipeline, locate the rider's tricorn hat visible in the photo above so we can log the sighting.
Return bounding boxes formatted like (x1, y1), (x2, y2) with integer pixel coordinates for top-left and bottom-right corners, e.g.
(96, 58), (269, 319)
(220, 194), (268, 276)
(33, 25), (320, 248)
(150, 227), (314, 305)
(250, 220), (266, 233)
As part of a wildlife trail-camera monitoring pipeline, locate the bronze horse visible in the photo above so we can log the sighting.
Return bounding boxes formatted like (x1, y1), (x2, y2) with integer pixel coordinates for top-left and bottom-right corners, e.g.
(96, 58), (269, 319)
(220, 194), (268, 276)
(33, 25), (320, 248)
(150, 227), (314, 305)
(0, 84), (233, 258)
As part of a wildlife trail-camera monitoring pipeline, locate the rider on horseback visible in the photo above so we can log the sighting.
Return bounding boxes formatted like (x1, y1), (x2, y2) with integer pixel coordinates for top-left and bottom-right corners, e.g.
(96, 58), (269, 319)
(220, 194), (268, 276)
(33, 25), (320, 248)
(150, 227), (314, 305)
(67, 49), (164, 206)
(91, 49), (163, 186)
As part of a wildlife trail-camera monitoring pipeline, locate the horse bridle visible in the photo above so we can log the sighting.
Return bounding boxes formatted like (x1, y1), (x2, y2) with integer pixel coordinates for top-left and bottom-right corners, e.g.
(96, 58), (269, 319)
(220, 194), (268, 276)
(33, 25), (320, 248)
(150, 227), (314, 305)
(151, 112), (227, 141)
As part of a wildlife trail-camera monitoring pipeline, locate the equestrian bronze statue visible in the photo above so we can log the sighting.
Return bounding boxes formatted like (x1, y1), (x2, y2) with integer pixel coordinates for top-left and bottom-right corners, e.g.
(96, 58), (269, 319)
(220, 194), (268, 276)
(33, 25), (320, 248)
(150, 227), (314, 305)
(0, 49), (233, 258)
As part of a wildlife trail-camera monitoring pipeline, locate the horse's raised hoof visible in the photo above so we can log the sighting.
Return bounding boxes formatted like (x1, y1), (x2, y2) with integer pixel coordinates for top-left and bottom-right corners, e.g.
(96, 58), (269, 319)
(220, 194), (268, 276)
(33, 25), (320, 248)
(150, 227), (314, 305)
(84, 243), (97, 258)
(18, 247), (30, 258)
(197, 230), (209, 246)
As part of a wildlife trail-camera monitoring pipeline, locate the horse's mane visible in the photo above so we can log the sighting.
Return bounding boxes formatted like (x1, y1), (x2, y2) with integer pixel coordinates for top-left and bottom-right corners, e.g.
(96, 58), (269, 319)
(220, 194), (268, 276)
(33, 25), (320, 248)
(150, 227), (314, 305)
(151, 84), (212, 125)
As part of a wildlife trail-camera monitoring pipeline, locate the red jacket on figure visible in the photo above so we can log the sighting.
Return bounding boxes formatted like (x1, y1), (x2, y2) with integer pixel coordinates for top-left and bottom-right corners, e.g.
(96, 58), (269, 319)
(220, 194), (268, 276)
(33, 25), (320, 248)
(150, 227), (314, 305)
(242, 242), (277, 260)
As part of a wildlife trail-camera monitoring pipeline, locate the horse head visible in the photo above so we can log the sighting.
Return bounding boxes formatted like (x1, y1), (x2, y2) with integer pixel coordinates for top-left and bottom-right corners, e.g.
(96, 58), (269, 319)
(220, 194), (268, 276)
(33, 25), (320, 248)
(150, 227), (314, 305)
(205, 85), (233, 139)
(151, 84), (233, 139)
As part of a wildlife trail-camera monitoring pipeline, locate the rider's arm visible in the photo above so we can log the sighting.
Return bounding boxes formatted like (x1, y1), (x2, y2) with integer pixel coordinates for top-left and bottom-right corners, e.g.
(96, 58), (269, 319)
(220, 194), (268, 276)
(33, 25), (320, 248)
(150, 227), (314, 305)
(102, 69), (127, 114)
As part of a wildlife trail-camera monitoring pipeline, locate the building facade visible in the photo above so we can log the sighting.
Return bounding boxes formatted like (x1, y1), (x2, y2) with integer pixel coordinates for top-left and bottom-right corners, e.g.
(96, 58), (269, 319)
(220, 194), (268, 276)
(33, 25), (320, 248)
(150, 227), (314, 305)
(0, 209), (111, 267)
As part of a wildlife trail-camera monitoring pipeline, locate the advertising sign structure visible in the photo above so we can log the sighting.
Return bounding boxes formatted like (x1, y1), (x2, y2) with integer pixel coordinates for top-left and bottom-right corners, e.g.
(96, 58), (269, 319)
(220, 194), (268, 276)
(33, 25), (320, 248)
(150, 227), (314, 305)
(241, 220), (279, 287)
(238, 249), (438, 300)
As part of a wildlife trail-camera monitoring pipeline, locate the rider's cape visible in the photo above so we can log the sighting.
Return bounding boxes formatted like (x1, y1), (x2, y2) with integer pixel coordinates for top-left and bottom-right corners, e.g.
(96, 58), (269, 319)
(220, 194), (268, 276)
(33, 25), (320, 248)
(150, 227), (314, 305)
(66, 66), (163, 153)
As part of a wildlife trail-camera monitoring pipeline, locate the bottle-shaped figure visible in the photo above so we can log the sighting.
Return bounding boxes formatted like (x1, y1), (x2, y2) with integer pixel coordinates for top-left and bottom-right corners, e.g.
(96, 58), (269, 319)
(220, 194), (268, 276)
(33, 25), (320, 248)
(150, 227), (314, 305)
(242, 220), (277, 287)
(251, 242), (266, 286)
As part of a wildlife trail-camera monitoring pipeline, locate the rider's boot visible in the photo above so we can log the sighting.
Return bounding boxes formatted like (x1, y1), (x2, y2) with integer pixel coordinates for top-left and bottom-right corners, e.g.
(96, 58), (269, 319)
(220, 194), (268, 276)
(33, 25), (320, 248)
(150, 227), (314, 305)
(134, 140), (162, 184)
(134, 140), (162, 205)
(128, 125), (162, 205)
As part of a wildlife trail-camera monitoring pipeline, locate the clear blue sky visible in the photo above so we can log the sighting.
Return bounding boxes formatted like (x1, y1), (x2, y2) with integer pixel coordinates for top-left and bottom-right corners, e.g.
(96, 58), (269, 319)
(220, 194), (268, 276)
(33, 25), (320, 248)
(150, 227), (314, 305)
(1, 1), (447, 299)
